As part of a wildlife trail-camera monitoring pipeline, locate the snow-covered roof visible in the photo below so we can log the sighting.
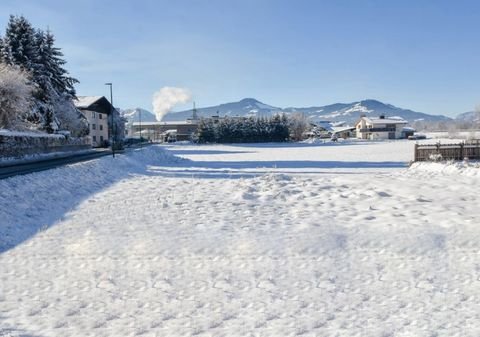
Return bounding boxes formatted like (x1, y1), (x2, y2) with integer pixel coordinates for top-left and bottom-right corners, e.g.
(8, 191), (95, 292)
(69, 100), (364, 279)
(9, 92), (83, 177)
(402, 126), (416, 132)
(332, 126), (356, 133)
(132, 121), (197, 126)
(74, 96), (104, 109)
(314, 121), (334, 131)
(363, 116), (408, 125)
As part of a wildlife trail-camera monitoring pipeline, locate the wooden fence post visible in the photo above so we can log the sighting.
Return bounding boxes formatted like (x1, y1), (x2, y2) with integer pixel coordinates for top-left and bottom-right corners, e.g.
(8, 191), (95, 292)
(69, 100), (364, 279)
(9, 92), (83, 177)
(414, 143), (418, 162)
(460, 142), (464, 160)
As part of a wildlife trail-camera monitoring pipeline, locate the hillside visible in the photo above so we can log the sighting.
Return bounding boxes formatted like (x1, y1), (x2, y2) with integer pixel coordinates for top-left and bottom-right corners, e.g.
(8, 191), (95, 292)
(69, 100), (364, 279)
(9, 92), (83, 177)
(120, 108), (157, 124)
(456, 111), (479, 123)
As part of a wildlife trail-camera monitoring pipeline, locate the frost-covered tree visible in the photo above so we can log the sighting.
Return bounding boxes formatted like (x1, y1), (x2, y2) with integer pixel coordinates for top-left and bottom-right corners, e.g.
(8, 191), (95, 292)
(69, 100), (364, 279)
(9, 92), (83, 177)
(53, 96), (89, 137)
(0, 63), (34, 129)
(1, 15), (82, 134)
(0, 15), (37, 71)
(110, 108), (126, 143)
(289, 112), (308, 141)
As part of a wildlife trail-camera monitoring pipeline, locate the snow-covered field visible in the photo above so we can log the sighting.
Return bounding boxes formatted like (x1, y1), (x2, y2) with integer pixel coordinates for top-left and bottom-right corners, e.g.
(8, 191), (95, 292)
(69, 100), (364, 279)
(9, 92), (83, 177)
(1, 141), (480, 337)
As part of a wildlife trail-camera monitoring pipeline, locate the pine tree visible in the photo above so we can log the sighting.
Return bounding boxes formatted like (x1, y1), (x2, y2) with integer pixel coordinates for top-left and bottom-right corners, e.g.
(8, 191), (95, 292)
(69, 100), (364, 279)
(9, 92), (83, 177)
(1, 15), (38, 72)
(41, 30), (78, 98)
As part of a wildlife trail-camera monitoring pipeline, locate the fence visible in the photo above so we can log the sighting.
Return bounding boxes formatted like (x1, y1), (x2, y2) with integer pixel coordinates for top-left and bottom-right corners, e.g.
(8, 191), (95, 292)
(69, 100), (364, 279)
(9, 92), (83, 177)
(414, 140), (480, 161)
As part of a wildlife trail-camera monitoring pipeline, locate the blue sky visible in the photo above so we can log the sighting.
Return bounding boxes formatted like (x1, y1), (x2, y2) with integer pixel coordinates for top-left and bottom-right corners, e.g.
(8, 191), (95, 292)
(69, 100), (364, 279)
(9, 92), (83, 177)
(1, 0), (479, 116)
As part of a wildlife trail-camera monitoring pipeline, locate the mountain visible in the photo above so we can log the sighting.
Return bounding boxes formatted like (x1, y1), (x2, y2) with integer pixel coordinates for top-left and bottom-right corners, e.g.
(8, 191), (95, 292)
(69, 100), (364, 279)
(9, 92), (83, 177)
(121, 108), (157, 124)
(162, 98), (451, 124)
(456, 111), (479, 123)
(161, 98), (280, 122)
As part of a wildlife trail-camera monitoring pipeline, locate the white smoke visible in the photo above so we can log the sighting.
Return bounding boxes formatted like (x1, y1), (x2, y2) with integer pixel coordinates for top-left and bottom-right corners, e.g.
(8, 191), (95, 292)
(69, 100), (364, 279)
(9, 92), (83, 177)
(152, 87), (192, 121)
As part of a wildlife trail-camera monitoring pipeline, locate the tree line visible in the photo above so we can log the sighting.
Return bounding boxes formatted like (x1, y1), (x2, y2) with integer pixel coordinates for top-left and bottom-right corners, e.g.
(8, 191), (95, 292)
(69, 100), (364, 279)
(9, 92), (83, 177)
(0, 15), (88, 136)
(197, 114), (309, 143)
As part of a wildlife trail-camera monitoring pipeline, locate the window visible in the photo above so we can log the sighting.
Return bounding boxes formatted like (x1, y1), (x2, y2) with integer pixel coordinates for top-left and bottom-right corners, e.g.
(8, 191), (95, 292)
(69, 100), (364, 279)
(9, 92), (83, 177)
(98, 113), (103, 119)
(92, 111), (96, 118)
(92, 124), (96, 130)
(100, 136), (104, 142)
(93, 136), (97, 142)
(99, 125), (103, 131)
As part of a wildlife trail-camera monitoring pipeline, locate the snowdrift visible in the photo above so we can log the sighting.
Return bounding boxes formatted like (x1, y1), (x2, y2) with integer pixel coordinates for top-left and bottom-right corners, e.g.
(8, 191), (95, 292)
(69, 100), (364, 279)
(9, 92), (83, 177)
(409, 160), (480, 177)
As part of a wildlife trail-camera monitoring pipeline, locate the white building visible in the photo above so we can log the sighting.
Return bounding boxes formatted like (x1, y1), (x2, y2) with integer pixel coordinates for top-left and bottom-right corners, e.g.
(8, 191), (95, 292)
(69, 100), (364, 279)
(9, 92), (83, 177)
(74, 96), (112, 147)
(355, 115), (408, 140)
(129, 120), (199, 142)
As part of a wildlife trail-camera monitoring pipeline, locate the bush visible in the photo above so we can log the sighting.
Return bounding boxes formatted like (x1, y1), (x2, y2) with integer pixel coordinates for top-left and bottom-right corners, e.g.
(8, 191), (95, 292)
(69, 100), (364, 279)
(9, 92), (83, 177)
(0, 63), (34, 129)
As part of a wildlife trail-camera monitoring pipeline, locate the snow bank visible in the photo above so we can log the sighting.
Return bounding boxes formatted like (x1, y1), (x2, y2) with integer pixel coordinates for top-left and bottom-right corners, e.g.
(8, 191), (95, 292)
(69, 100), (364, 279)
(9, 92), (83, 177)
(0, 128), (65, 138)
(0, 145), (183, 252)
(409, 160), (480, 177)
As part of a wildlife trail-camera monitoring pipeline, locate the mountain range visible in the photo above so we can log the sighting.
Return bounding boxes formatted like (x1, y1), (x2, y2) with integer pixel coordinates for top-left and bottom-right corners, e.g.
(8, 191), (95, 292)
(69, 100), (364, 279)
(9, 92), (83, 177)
(122, 98), (456, 125)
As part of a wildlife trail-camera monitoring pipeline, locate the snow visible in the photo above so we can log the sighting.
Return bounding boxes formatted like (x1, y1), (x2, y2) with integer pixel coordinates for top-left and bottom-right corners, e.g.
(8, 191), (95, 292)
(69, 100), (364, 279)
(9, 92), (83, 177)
(0, 129), (65, 138)
(364, 117), (408, 124)
(409, 160), (480, 177)
(342, 102), (372, 115)
(73, 96), (104, 109)
(1, 142), (480, 336)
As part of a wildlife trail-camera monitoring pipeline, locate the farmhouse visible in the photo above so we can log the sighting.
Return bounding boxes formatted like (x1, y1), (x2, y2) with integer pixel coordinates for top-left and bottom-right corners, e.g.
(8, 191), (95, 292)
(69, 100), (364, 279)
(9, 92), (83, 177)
(74, 96), (114, 147)
(355, 115), (408, 140)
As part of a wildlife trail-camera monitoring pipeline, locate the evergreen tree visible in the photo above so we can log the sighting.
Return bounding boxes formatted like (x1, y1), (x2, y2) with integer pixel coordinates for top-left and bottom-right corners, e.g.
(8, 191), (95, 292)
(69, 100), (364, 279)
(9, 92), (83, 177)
(1, 15), (82, 133)
(1, 15), (38, 72)
(198, 118), (216, 143)
(40, 30), (78, 98)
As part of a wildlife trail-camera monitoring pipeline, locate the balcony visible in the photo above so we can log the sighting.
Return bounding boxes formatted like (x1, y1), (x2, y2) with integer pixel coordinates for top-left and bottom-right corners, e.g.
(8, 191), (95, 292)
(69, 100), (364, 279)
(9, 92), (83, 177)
(358, 127), (396, 133)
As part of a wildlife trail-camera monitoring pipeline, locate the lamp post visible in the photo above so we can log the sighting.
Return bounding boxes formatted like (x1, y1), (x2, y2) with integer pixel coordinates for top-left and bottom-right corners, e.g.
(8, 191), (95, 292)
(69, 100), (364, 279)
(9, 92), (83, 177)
(105, 83), (115, 158)
(139, 109), (142, 146)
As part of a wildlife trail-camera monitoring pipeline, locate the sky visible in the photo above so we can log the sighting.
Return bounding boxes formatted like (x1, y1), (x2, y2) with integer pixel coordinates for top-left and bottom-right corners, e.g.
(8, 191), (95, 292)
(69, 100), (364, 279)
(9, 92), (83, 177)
(1, 0), (479, 117)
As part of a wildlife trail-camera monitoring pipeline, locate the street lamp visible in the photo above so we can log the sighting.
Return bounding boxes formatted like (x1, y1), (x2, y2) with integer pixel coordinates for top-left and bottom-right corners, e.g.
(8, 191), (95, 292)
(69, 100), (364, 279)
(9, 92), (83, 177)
(105, 82), (115, 158)
(139, 109), (142, 146)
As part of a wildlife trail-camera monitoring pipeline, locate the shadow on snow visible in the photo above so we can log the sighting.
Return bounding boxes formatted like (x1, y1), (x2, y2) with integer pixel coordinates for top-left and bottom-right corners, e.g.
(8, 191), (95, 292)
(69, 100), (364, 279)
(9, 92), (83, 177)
(0, 145), (406, 254)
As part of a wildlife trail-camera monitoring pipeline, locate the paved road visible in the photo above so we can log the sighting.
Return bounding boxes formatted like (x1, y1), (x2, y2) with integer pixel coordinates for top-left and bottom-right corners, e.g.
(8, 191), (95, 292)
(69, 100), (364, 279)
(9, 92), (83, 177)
(0, 150), (113, 179)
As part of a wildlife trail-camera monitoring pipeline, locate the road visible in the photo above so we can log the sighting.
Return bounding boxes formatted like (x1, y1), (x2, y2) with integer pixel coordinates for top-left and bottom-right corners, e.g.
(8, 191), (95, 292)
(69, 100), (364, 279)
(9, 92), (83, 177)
(0, 150), (112, 179)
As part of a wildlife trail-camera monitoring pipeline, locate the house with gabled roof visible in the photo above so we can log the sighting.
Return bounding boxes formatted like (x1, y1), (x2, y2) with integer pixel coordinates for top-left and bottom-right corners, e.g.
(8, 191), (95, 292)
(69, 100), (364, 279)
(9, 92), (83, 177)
(74, 96), (114, 147)
(355, 115), (408, 140)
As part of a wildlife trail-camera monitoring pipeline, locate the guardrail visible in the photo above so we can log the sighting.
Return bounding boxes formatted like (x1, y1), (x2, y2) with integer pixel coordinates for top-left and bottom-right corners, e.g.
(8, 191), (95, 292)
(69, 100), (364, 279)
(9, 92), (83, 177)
(414, 140), (480, 161)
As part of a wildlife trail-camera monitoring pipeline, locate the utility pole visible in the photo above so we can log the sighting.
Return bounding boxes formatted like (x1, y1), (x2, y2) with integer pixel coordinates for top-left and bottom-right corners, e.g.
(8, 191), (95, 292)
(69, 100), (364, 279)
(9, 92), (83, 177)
(139, 109), (142, 147)
(192, 101), (198, 120)
(105, 83), (115, 158)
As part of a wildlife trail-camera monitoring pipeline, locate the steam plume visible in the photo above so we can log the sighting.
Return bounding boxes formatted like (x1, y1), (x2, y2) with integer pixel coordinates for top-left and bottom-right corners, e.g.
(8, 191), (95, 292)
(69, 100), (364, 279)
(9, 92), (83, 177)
(152, 87), (192, 121)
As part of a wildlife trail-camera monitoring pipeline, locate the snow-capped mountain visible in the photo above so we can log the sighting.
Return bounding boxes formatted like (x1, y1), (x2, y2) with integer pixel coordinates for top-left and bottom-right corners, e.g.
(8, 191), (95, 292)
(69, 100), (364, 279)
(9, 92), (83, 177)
(161, 98), (281, 121)
(121, 108), (157, 123)
(456, 111), (479, 123)
(162, 98), (451, 124)
(283, 99), (452, 124)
